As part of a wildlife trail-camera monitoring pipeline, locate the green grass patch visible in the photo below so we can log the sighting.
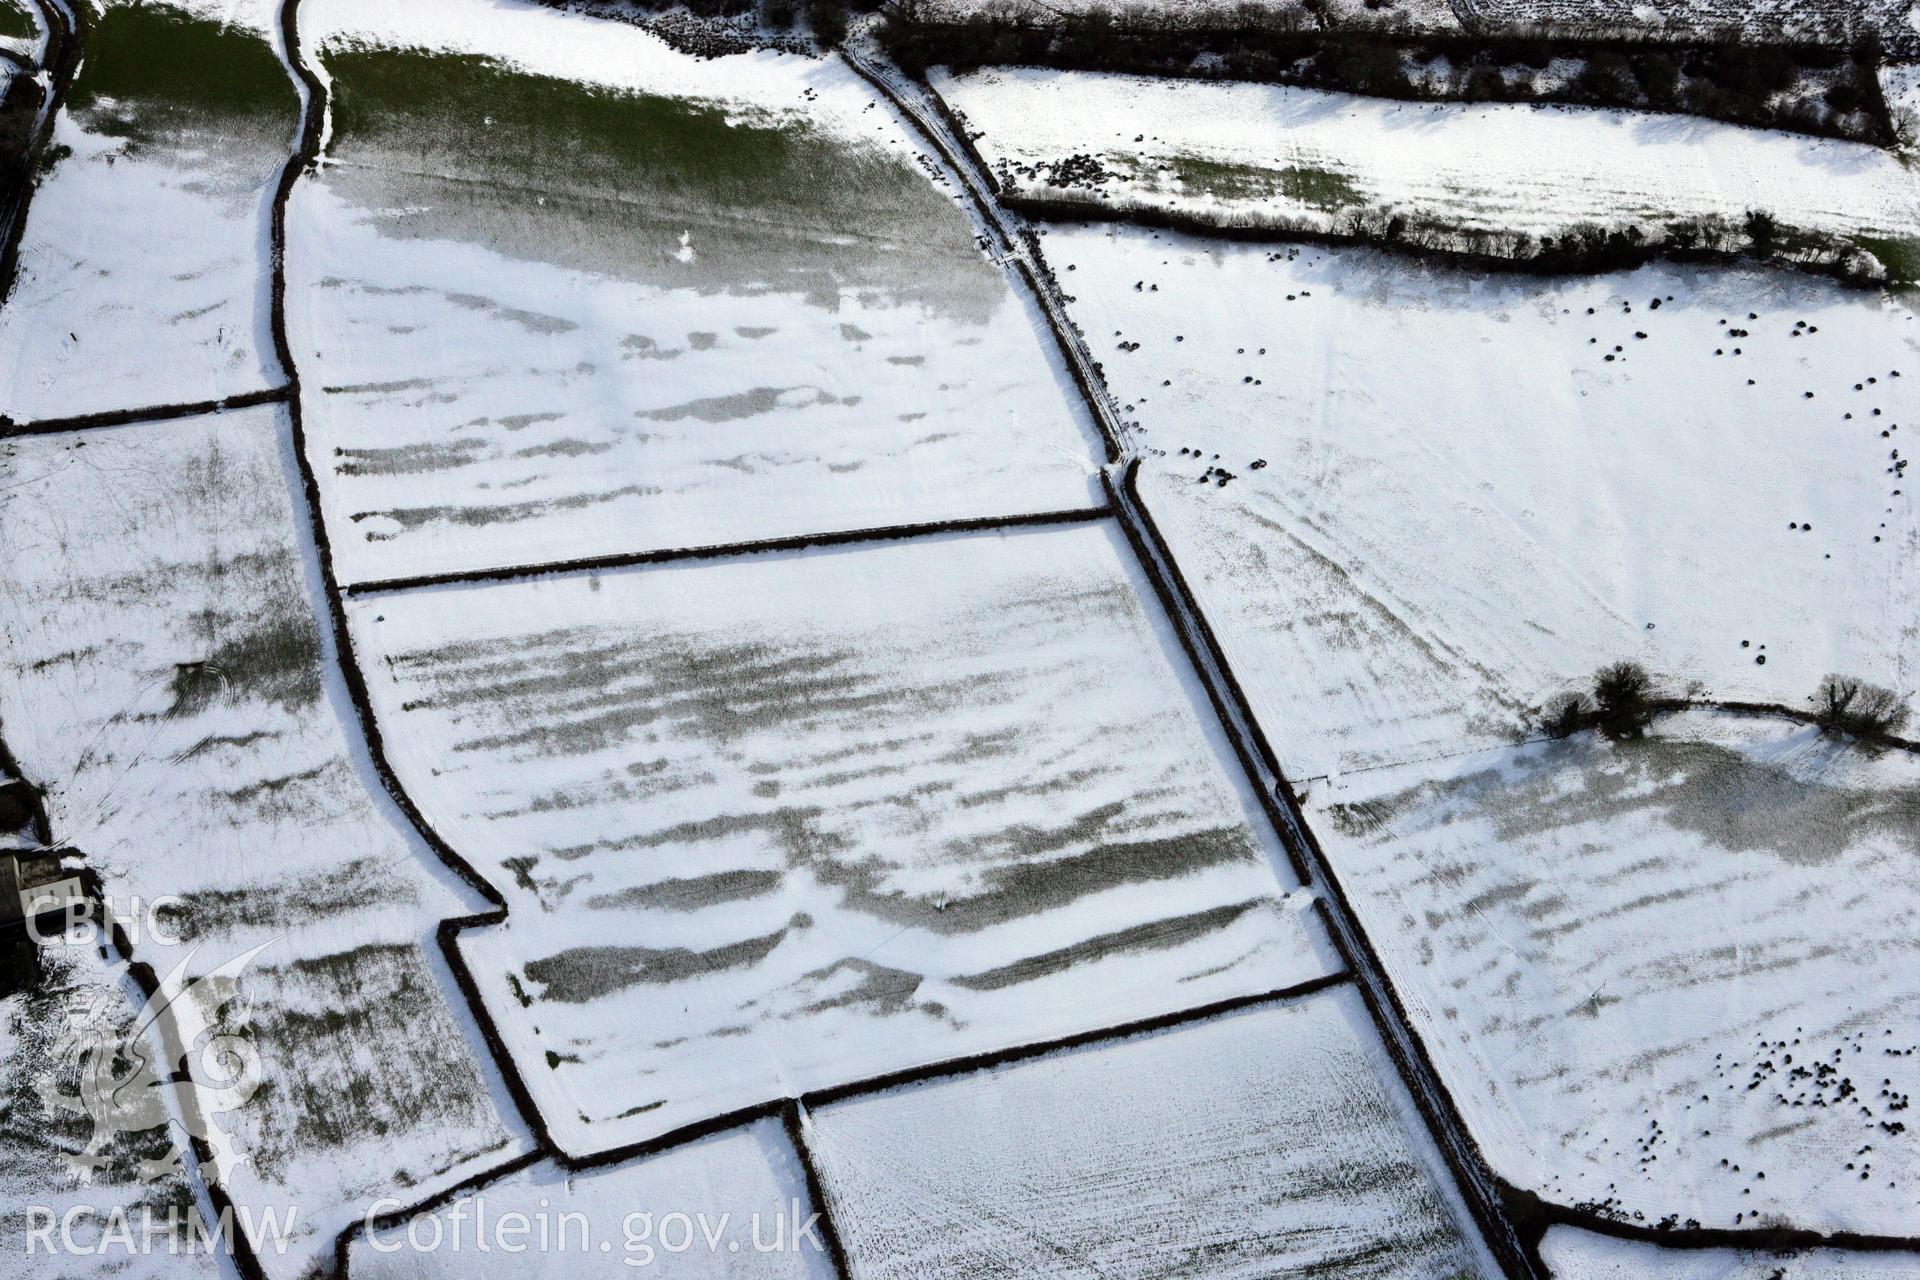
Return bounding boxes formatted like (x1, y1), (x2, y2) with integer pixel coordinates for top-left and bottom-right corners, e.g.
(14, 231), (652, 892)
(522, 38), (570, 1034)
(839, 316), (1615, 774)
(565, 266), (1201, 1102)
(1852, 234), (1920, 288)
(1150, 154), (1363, 212)
(66, 2), (297, 140)
(326, 43), (947, 234)
(1275, 163), (1364, 212)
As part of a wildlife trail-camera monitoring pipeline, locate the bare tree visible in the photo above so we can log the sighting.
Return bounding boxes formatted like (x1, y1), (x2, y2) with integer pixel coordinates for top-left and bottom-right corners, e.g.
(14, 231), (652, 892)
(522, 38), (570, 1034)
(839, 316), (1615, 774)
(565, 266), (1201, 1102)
(1592, 661), (1656, 739)
(1540, 692), (1593, 739)
(1813, 674), (1911, 739)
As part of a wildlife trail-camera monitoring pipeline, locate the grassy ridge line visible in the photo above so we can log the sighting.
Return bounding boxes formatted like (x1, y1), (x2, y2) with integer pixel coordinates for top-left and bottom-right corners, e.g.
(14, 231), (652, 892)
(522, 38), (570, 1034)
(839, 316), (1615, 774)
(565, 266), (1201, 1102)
(925, 69), (1911, 288)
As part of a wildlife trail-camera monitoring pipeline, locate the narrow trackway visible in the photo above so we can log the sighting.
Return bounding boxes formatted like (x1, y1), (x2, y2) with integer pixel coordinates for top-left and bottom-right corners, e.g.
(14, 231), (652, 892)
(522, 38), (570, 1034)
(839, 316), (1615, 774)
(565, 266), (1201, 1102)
(842, 39), (1547, 1279)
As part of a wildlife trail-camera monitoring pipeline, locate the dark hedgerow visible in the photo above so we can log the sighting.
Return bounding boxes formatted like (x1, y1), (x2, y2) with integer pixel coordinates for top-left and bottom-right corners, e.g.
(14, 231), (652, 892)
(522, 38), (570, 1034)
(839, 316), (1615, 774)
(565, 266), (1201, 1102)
(1541, 692), (1596, 739)
(1812, 674), (1911, 740)
(809, 0), (848, 46)
(0, 73), (43, 201)
(877, 9), (1894, 147)
(1592, 662), (1657, 740)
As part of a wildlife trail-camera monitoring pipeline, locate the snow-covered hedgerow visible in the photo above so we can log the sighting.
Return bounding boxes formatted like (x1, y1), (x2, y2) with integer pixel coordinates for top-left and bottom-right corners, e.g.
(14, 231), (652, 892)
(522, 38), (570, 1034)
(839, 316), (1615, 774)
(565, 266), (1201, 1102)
(1543, 1226), (1920, 1277)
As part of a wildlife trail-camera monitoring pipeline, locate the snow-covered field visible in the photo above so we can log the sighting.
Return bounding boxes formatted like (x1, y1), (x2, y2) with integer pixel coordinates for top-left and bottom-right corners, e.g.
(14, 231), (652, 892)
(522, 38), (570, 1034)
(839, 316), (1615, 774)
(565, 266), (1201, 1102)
(936, 67), (1920, 275)
(287, 0), (1103, 586)
(1044, 224), (1917, 779)
(0, 0), (293, 423)
(348, 522), (1337, 1154)
(6, 0), (1918, 1266)
(0, 409), (526, 1277)
(349, 1119), (836, 1278)
(1543, 1228), (1920, 1278)
(1031, 221), (1920, 1234)
(809, 985), (1499, 1279)
(1307, 708), (1920, 1236)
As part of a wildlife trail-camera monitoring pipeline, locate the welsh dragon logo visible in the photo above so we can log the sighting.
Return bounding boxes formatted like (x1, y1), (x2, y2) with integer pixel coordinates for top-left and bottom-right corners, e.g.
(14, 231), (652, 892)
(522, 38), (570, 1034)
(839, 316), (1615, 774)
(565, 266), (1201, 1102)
(36, 943), (273, 1185)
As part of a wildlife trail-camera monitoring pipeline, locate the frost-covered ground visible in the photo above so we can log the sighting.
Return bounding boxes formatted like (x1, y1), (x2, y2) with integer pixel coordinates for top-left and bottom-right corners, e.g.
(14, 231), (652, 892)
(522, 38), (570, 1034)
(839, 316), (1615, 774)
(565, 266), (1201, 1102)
(809, 985), (1498, 1279)
(1032, 221), (1920, 1235)
(0, 942), (222, 1280)
(0, 409), (527, 1277)
(288, 0), (1103, 586)
(1544, 1228), (1920, 1278)
(348, 522), (1337, 1154)
(1307, 709), (1920, 1236)
(937, 67), (1920, 273)
(0, 0), (293, 424)
(1044, 224), (1917, 779)
(6, 0), (1917, 1265)
(349, 1119), (836, 1278)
